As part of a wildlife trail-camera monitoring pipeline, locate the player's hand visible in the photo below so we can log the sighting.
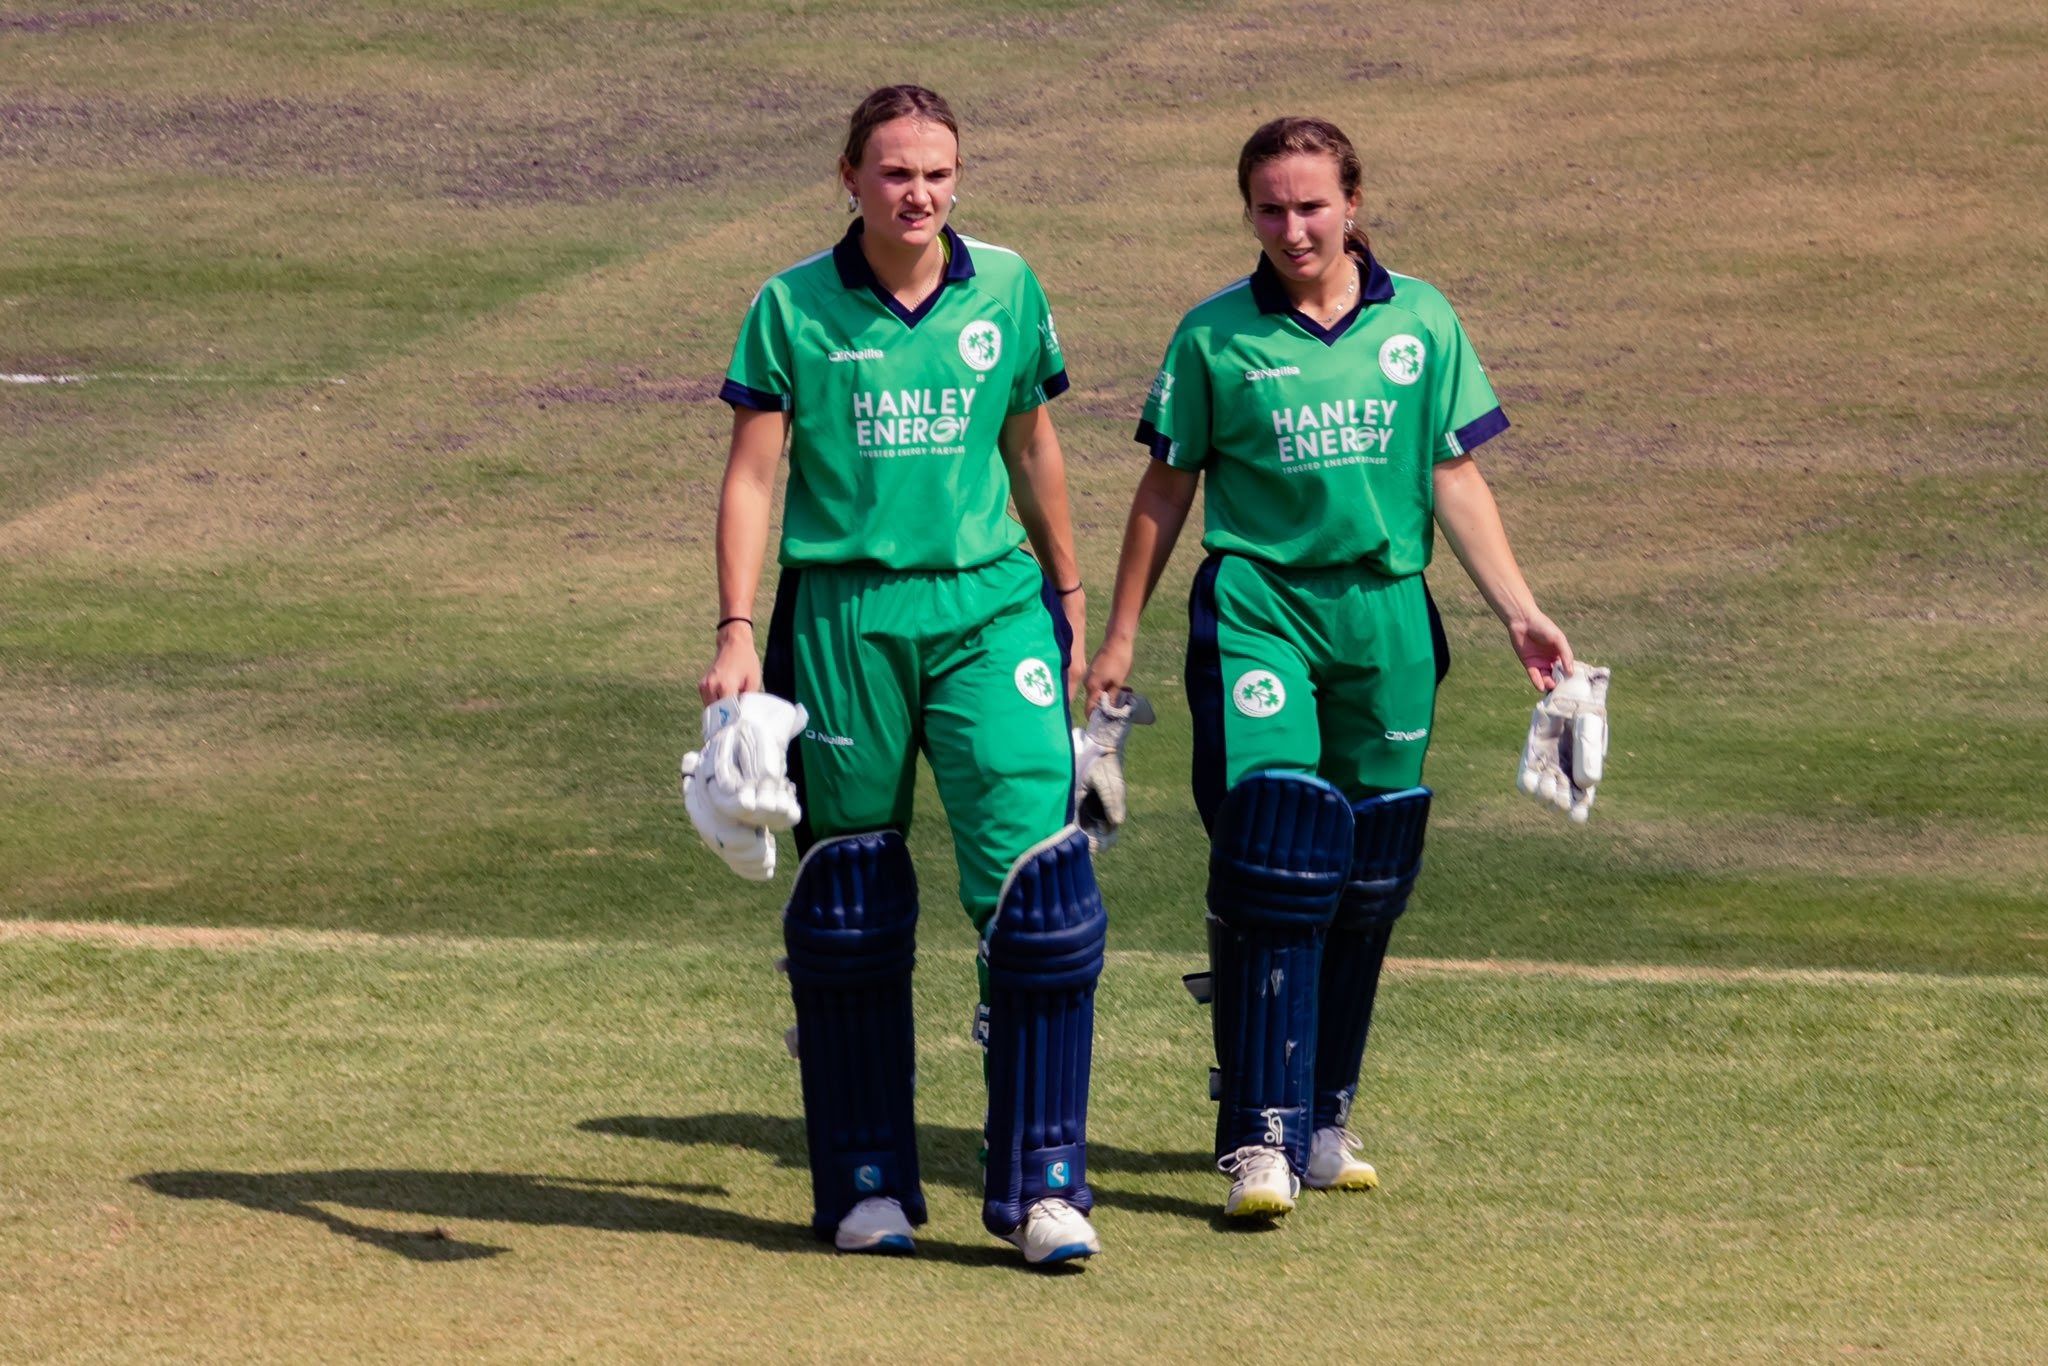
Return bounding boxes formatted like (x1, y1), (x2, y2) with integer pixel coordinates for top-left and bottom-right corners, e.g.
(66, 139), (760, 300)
(698, 624), (762, 705)
(680, 750), (778, 880)
(1509, 609), (1575, 691)
(1059, 588), (1088, 698)
(701, 693), (808, 831)
(1516, 662), (1611, 824)
(1072, 689), (1155, 851)
(1082, 635), (1135, 712)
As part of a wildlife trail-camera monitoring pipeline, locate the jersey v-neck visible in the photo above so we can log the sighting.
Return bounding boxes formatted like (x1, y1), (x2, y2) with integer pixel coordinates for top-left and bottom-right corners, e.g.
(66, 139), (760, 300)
(1248, 247), (1395, 345)
(832, 220), (976, 328)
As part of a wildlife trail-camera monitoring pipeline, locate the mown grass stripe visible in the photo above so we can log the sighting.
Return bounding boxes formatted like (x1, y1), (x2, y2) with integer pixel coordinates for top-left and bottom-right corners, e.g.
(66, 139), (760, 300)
(7, 917), (2044, 993)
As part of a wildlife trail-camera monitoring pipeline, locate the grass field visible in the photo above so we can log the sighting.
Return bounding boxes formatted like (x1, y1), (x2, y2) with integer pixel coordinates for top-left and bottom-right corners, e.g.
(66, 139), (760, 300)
(3, 0), (2044, 1358)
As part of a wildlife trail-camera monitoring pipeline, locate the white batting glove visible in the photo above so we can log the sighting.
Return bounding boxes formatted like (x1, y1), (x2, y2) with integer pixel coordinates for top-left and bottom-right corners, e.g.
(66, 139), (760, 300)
(1072, 690), (1155, 851)
(679, 750), (777, 881)
(697, 693), (808, 832)
(1516, 663), (1611, 824)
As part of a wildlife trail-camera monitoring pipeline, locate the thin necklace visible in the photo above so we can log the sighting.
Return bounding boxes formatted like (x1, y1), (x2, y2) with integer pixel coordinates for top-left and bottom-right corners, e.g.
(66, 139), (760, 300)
(1302, 259), (1359, 323)
(867, 231), (948, 308)
(900, 241), (946, 308)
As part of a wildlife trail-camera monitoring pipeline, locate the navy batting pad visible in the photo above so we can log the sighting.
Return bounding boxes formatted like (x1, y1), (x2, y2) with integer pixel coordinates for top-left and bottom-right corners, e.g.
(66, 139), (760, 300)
(782, 830), (925, 1236)
(980, 827), (1107, 1236)
(1315, 787), (1431, 1129)
(1206, 772), (1353, 1173)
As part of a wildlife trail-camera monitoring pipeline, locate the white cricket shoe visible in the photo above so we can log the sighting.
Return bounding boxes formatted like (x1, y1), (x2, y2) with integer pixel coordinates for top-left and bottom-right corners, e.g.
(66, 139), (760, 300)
(1002, 1197), (1100, 1265)
(1305, 1127), (1381, 1191)
(834, 1196), (914, 1255)
(1219, 1144), (1298, 1219)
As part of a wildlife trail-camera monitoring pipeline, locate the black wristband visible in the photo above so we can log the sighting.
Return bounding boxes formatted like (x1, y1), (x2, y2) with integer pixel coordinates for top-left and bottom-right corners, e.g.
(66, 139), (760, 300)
(1055, 583), (1084, 597)
(716, 615), (753, 631)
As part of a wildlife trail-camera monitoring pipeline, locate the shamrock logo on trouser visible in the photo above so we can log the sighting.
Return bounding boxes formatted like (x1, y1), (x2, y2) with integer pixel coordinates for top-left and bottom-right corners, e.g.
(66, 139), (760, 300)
(1014, 658), (1058, 707)
(1231, 670), (1286, 718)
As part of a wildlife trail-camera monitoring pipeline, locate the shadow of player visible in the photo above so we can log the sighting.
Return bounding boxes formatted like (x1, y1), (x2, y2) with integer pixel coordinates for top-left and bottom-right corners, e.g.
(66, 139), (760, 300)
(133, 1115), (1216, 1266)
(134, 1166), (1013, 1268)
(580, 1111), (1216, 1221)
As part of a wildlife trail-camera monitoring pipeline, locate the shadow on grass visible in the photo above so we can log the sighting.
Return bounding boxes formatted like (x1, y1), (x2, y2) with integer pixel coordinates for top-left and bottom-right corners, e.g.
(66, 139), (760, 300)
(133, 1168), (773, 1264)
(133, 1114), (1217, 1267)
(581, 1112), (1216, 1221)
(136, 1165), (1011, 1269)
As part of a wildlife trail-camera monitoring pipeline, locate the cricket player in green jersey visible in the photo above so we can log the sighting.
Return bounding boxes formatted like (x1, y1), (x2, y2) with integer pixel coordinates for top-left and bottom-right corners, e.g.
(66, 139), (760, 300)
(1085, 116), (1579, 1220)
(699, 86), (1106, 1266)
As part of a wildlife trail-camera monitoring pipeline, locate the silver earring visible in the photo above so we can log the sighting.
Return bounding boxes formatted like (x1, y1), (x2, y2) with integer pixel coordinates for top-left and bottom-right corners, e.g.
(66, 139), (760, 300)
(847, 193), (858, 214)
(950, 194), (958, 207)
(1344, 218), (1356, 233)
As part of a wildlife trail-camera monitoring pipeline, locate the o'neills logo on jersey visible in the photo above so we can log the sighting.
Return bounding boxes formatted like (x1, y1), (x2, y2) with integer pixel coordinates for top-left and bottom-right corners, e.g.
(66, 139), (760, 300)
(852, 386), (977, 458)
(1245, 366), (1301, 381)
(1271, 399), (1399, 469)
(828, 348), (884, 363)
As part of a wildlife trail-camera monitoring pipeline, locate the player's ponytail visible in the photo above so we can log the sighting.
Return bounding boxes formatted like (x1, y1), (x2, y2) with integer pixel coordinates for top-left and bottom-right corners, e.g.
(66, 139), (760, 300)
(1237, 117), (1371, 257)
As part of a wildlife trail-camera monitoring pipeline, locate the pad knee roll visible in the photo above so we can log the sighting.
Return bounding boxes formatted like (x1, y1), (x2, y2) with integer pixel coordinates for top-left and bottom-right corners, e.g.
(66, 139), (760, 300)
(1206, 772), (1354, 1173)
(1337, 787), (1430, 932)
(1316, 787), (1431, 1129)
(981, 827), (1107, 1235)
(783, 830), (924, 1236)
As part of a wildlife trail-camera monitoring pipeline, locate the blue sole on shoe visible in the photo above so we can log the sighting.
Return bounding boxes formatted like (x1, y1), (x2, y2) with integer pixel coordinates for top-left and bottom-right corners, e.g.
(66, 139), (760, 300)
(841, 1234), (914, 1256)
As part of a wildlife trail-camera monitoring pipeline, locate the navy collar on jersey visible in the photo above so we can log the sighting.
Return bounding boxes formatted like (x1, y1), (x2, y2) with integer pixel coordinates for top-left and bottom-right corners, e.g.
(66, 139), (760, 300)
(833, 220), (976, 327)
(1250, 246), (1395, 345)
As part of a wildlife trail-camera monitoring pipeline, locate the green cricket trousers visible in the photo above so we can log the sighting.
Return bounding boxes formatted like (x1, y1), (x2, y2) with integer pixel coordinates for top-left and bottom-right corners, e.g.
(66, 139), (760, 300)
(763, 546), (1075, 930)
(1186, 551), (1449, 825)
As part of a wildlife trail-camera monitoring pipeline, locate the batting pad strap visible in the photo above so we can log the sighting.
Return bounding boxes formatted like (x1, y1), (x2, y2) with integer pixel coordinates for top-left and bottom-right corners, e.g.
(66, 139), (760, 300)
(981, 827), (1107, 1235)
(782, 831), (925, 1236)
(1207, 773), (1354, 1174)
(1336, 787), (1431, 929)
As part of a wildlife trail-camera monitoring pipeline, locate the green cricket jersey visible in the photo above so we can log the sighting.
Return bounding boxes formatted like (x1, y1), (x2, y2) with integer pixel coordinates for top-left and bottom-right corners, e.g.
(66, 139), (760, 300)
(722, 222), (1070, 571)
(1136, 250), (1507, 573)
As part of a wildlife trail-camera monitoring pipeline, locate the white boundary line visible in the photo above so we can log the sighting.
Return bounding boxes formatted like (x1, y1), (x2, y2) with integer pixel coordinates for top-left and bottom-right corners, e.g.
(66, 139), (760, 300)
(3, 918), (2042, 992)
(2, 373), (347, 385)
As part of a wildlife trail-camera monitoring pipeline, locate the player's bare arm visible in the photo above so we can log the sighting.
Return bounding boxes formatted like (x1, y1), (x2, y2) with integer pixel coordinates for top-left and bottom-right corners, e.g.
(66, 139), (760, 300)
(1431, 454), (1573, 691)
(1000, 404), (1087, 692)
(1084, 459), (1199, 706)
(699, 405), (786, 704)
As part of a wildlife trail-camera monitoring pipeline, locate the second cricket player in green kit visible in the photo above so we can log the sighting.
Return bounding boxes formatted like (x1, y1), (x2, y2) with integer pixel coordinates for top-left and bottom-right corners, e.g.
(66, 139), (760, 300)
(1142, 258), (1504, 803)
(703, 85), (1107, 1267)
(1086, 116), (1578, 1221)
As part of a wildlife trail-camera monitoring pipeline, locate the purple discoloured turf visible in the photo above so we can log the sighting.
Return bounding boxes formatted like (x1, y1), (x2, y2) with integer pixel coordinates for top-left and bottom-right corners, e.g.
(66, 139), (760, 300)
(1, 94), (713, 204)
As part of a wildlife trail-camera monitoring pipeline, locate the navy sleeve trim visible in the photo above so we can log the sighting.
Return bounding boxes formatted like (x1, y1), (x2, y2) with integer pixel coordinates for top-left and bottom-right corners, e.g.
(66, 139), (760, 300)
(1039, 369), (1071, 401)
(1451, 406), (1509, 455)
(719, 378), (790, 412)
(1134, 418), (1176, 463)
